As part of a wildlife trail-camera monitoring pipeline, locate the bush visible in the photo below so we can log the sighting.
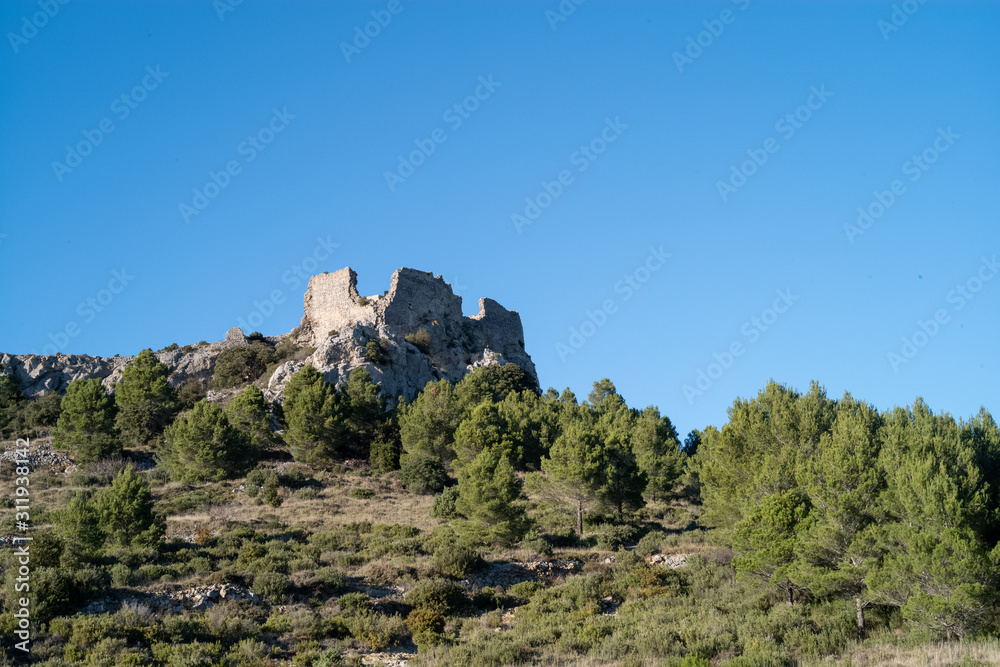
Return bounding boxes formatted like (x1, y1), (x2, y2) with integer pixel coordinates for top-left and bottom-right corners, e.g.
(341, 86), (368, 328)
(370, 439), (400, 473)
(433, 542), (480, 579)
(407, 607), (447, 648)
(294, 487), (318, 500)
(338, 592), (373, 612)
(213, 342), (277, 389)
(357, 296), (369, 306)
(521, 529), (554, 558)
(399, 454), (448, 495)
(348, 488), (375, 499)
(252, 572), (289, 604)
(404, 578), (466, 615)
(404, 328), (432, 353)
(430, 486), (460, 519)
(364, 340), (389, 364)
(247, 468), (284, 507)
(344, 609), (408, 650)
(177, 379), (206, 410)
(593, 523), (640, 551)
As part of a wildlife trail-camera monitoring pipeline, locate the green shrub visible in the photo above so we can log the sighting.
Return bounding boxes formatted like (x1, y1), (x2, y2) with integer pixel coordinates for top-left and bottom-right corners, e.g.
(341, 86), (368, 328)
(311, 567), (346, 592)
(177, 379), (206, 410)
(635, 529), (666, 558)
(430, 486), (460, 519)
(213, 342), (276, 389)
(246, 468), (283, 507)
(348, 488), (375, 499)
(593, 523), (640, 551)
(110, 562), (134, 587)
(433, 542), (480, 579)
(343, 609), (407, 650)
(407, 607), (447, 648)
(357, 296), (369, 306)
(521, 529), (554, 558)
(364, 339), (389, 364)
(294, 487), (318, 500)
(399, 454), (448, 495)
(404, 578), (466, 615)
(252, 572), (289, 604)
(404, 328), (432, 353)
(678, 656), (710, 667)
(370, 438), (400, 473)
(338, 592), (373, 612)
(313, 647), (347, 667)
(508, 580), (544, 602)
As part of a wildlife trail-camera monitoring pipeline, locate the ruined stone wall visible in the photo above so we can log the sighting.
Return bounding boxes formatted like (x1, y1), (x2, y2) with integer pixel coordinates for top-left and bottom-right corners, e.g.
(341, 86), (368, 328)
(298, 268), (377, 345)
(297, 266), (537, 385)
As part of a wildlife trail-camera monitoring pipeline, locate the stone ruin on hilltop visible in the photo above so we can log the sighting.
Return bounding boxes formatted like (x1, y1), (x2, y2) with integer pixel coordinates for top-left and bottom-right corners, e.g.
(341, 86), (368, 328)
(273, 267), (537, 400)
(0, 267), (537, 403)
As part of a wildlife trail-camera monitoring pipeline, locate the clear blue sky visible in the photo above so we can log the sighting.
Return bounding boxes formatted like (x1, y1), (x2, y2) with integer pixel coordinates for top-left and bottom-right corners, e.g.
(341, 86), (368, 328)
(2, 0), (997, 437)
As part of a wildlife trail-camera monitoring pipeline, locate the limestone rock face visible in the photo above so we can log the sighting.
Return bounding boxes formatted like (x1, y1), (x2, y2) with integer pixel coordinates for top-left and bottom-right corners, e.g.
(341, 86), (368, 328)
(1, 343), (228, 399)
(281, 267), (537, 401)
(2, 266), (537, 405)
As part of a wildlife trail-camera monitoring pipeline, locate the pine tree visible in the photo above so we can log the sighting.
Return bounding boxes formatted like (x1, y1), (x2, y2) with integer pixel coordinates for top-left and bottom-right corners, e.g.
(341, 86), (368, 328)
(538, 412), (606, 536)
(339, 367), (390, 458)
(399, 378), (462, 465)
(283, 364), (339, 463)
(226, 385), (276, 452)
(698, 380), (834, 527)
(97, 465), (164, 549)
(867, 400), (998, 639)
(53, 491), (106, 560)
(452, 401), (518, 470)
(733, 489), (814, 606)
(630, 406), (683, 503)
(114, 349), (178, 446)
(791, 394), (883, 637)
(160, 400), (256, 481)
(54, 378), (120, 463)
(454, 446), (530, 546)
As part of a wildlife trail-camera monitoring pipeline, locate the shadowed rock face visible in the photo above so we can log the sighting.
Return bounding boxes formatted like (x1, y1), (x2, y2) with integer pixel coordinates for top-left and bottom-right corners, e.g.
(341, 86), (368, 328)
(2, 267), (537, 404)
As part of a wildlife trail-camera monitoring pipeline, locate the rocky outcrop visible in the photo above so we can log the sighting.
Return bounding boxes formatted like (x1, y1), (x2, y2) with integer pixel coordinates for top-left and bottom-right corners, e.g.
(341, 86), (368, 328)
(2, 266), (536, 405)
(283, 267), (536, 400)
(0, 340), (235, 400)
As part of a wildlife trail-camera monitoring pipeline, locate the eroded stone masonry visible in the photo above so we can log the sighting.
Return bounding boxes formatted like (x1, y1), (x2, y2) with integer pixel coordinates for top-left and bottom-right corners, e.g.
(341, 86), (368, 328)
(1, 267), (537, 403)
